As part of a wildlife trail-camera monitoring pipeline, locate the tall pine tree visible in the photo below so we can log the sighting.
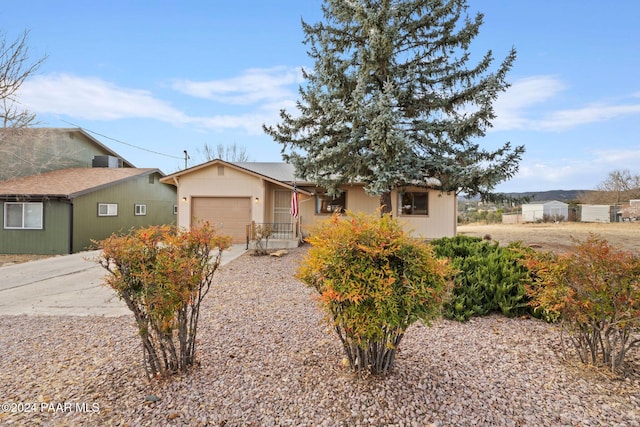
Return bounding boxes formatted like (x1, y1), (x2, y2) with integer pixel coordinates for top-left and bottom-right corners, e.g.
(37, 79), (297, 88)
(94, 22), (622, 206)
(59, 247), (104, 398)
(264, 0), (523, 213)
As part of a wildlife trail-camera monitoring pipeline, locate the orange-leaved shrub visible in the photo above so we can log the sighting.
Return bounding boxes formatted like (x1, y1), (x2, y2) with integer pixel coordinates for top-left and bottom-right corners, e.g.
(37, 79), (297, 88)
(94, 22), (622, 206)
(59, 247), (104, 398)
(297, 211), (451, 376)
(97, 224), (232, 379)
(524, 234), (640, 373)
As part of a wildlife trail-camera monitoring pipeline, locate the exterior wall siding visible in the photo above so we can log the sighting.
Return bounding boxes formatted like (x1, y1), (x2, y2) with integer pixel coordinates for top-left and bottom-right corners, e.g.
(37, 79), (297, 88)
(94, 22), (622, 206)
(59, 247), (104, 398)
(580, 205), (611, 223)
(174, 166), (264, 229)
(0, 129), (125, 180)
(167, 163), (456, 242)
(72, 172), (176, 252)
(393, 188), (456, 239)
(0, 199), (71, 254)
(522, 202), (568, 222)
(522, 204), (544, 222)
(298, 185), (456, 240)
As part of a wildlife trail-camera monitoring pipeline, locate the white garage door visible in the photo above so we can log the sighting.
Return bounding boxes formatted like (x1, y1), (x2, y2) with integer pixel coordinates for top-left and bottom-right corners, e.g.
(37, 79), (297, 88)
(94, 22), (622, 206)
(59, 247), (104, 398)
(191, 197), (251, 243)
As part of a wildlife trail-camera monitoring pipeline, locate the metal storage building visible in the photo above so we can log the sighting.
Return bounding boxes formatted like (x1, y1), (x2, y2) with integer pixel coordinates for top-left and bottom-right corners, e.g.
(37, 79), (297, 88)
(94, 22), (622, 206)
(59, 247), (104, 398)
(580, 205), (612, 223)
(522, 200), (568, 222)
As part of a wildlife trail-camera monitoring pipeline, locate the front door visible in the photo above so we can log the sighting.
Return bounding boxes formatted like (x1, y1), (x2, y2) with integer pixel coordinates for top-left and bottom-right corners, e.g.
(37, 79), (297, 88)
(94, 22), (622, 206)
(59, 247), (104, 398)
(273, 189), (293, 239)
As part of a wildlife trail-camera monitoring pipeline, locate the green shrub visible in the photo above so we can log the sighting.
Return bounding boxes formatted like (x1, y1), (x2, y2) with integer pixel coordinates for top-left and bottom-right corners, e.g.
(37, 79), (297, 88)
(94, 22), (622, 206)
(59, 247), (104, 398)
(524, 235), (640, 373)
(97, 224), (232, 379)
(430, 235), (531, 321)
(298, 211), (451, 376)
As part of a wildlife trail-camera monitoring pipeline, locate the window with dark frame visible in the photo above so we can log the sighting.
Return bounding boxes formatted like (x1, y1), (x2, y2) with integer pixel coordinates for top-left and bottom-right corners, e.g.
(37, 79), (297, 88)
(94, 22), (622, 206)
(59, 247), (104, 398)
(316, 192), (346, 214)
(399, 192), (428, 215)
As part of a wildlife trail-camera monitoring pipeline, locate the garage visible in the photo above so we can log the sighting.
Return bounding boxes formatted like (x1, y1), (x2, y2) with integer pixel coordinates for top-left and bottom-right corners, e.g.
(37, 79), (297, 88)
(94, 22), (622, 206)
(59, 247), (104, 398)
(191, 197), (251, 243)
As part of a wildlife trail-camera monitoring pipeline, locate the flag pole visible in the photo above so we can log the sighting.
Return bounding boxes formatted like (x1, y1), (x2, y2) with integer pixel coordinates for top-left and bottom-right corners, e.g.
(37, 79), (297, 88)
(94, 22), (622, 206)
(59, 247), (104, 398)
(291, 177), (300, 242)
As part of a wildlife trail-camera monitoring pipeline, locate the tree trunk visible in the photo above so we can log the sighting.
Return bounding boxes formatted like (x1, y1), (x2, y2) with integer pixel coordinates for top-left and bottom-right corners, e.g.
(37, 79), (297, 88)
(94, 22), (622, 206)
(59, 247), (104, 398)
(380, 191), (392, 216)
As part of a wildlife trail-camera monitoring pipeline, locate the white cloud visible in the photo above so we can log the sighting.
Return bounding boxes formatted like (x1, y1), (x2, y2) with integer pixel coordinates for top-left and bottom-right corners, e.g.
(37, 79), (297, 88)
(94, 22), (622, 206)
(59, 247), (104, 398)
(190, 97), (298, 135)
(590, 147), (640, 164)
(538, 103), (640, 131)
(172, 66), (304, 105)
(492, 75), (565, 131)
(21, 74), (190, 123)
(501, 146), (640, 192)
(19, 70), (302, 135)
(492, 75), (640, 132)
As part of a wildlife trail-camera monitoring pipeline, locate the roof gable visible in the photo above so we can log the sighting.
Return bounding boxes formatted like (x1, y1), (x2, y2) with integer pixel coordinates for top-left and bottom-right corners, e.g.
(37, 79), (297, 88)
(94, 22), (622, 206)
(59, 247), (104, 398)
(0, 127), (135, 174)
(160, 159), (313, 194)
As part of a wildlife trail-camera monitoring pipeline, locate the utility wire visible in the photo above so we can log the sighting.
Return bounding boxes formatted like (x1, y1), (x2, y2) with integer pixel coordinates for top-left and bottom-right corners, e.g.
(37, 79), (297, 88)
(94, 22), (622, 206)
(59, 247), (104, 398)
(61, 120), (184, 160)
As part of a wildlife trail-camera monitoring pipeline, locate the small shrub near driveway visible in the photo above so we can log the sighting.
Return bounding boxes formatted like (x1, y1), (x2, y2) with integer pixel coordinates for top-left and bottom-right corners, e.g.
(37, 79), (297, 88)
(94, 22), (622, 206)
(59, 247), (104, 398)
(297, 211), (451, 376)
(524, 234), (640, 373)
(97, 224), (232, 379)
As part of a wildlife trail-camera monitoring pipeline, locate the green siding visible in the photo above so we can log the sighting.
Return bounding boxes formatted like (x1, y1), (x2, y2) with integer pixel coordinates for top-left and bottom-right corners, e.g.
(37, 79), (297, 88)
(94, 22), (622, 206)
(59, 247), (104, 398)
(0, 129), (126, 180)
(0, 172), (176, 255)
(0, 200), (71, 254)
(72, 172), (176, 252)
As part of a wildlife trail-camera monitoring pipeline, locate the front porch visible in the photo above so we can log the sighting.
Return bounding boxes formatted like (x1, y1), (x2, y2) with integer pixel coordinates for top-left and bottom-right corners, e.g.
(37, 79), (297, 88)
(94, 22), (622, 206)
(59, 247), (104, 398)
(245, 221), (302, 250)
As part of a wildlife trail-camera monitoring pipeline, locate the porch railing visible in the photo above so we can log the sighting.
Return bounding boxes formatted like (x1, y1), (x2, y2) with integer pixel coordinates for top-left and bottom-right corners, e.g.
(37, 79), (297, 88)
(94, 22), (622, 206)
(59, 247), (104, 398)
(245, 222), (299, 249)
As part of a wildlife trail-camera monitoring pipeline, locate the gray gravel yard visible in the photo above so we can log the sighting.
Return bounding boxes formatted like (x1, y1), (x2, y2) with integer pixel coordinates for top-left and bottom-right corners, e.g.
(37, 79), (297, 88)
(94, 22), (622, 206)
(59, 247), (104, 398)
(1, 246), (639, 426)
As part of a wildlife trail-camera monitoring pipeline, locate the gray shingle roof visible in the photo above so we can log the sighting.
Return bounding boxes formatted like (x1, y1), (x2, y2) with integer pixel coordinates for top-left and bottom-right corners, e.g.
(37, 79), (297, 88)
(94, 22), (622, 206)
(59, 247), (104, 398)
(230, 162), (297, 182)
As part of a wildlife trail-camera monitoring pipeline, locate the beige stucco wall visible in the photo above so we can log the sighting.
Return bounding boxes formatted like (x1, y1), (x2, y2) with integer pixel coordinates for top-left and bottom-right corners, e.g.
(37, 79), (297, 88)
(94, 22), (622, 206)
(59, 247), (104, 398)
(392, 188), (457, 239)
(298, 184), (456, 240)
(166, 164), (456, 240)
(172, 164), (266, 229)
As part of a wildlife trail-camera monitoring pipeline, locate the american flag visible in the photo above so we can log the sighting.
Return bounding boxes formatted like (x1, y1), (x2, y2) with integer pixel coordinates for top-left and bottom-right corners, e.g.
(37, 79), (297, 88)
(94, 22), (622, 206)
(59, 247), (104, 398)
(290, 183), (299, 218)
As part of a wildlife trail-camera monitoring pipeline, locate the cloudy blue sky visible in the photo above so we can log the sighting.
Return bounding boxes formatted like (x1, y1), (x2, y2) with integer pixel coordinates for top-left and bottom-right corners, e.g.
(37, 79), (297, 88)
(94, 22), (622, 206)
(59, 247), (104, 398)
(3, 1), (639, 193)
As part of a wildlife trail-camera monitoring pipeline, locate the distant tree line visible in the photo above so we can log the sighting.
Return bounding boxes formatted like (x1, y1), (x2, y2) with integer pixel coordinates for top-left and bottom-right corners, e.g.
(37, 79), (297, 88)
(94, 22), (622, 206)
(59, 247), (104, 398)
(579, 169), (640, 204)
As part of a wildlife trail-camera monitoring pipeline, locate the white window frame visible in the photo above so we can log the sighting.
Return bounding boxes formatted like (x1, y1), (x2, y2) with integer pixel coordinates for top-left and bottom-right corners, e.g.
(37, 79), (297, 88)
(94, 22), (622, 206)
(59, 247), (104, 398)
(134, 204), (147, 216)
(98, 203), (118, 217)
(3, 202), (44, 230)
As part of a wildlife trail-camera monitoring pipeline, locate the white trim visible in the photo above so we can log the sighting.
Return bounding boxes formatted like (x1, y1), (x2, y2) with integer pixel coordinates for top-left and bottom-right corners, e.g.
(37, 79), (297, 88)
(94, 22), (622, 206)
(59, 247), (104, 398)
(3, 202), (43, 230)
(98, 203), (118, 217)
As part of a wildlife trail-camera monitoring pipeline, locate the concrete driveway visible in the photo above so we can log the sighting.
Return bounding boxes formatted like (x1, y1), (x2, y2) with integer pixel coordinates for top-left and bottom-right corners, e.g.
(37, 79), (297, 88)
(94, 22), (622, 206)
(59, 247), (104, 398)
(0, 245), (246, 317)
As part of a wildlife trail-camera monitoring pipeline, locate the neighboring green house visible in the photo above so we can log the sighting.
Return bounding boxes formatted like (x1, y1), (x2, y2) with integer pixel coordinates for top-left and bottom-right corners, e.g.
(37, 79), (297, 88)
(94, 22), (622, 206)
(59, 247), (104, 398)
(0, 127), (177, 254)
(0, 127), (136, 181)
(0, 168), (177, 254)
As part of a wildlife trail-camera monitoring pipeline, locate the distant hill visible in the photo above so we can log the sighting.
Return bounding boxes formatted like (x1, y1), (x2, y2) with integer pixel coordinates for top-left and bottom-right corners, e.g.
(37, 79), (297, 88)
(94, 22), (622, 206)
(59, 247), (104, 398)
(461, 190), (594, 203)
(504, 190), (593, 203)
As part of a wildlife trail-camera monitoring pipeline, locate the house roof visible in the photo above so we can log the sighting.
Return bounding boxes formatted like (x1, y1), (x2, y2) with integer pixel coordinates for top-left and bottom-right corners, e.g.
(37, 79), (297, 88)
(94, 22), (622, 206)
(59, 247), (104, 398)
(231, 162), (298, 182)
(0, 168), (160, 199)
(523, 200), (568, 206)
(161, 159), (300, 182)
(160, 159), (314, 195)
(160, 159), (441, 193)
(0, 127), (136, 168)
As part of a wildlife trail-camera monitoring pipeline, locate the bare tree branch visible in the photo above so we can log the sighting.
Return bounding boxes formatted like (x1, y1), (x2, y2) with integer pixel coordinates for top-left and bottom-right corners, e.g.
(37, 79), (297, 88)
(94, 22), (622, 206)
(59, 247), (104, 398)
(0, 29), (47, 128)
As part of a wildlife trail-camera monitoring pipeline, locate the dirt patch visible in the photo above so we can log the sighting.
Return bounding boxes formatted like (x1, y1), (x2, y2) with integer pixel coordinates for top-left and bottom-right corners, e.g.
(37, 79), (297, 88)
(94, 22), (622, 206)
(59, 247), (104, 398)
(0, 254), (55, 267)
(457, 222), (640, 254)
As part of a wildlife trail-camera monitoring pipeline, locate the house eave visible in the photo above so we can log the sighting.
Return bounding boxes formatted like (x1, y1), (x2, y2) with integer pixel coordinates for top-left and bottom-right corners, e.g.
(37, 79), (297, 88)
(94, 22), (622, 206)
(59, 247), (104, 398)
(160, 159), (314, 196)
(0, 194), (71, 202)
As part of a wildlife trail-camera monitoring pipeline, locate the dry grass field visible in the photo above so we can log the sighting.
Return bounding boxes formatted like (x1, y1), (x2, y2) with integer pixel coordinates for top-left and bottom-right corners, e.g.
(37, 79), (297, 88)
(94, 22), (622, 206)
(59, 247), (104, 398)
(457, 221), (640, 254)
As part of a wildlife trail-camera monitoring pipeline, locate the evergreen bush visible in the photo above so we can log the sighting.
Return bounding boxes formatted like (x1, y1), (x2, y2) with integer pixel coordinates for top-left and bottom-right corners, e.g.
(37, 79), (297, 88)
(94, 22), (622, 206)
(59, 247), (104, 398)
(430, 235), (531, 321)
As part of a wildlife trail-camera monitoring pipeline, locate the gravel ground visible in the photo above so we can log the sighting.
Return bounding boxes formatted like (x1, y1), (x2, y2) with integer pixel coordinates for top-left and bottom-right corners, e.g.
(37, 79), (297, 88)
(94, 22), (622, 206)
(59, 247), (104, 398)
(1, 246), (639, 426)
